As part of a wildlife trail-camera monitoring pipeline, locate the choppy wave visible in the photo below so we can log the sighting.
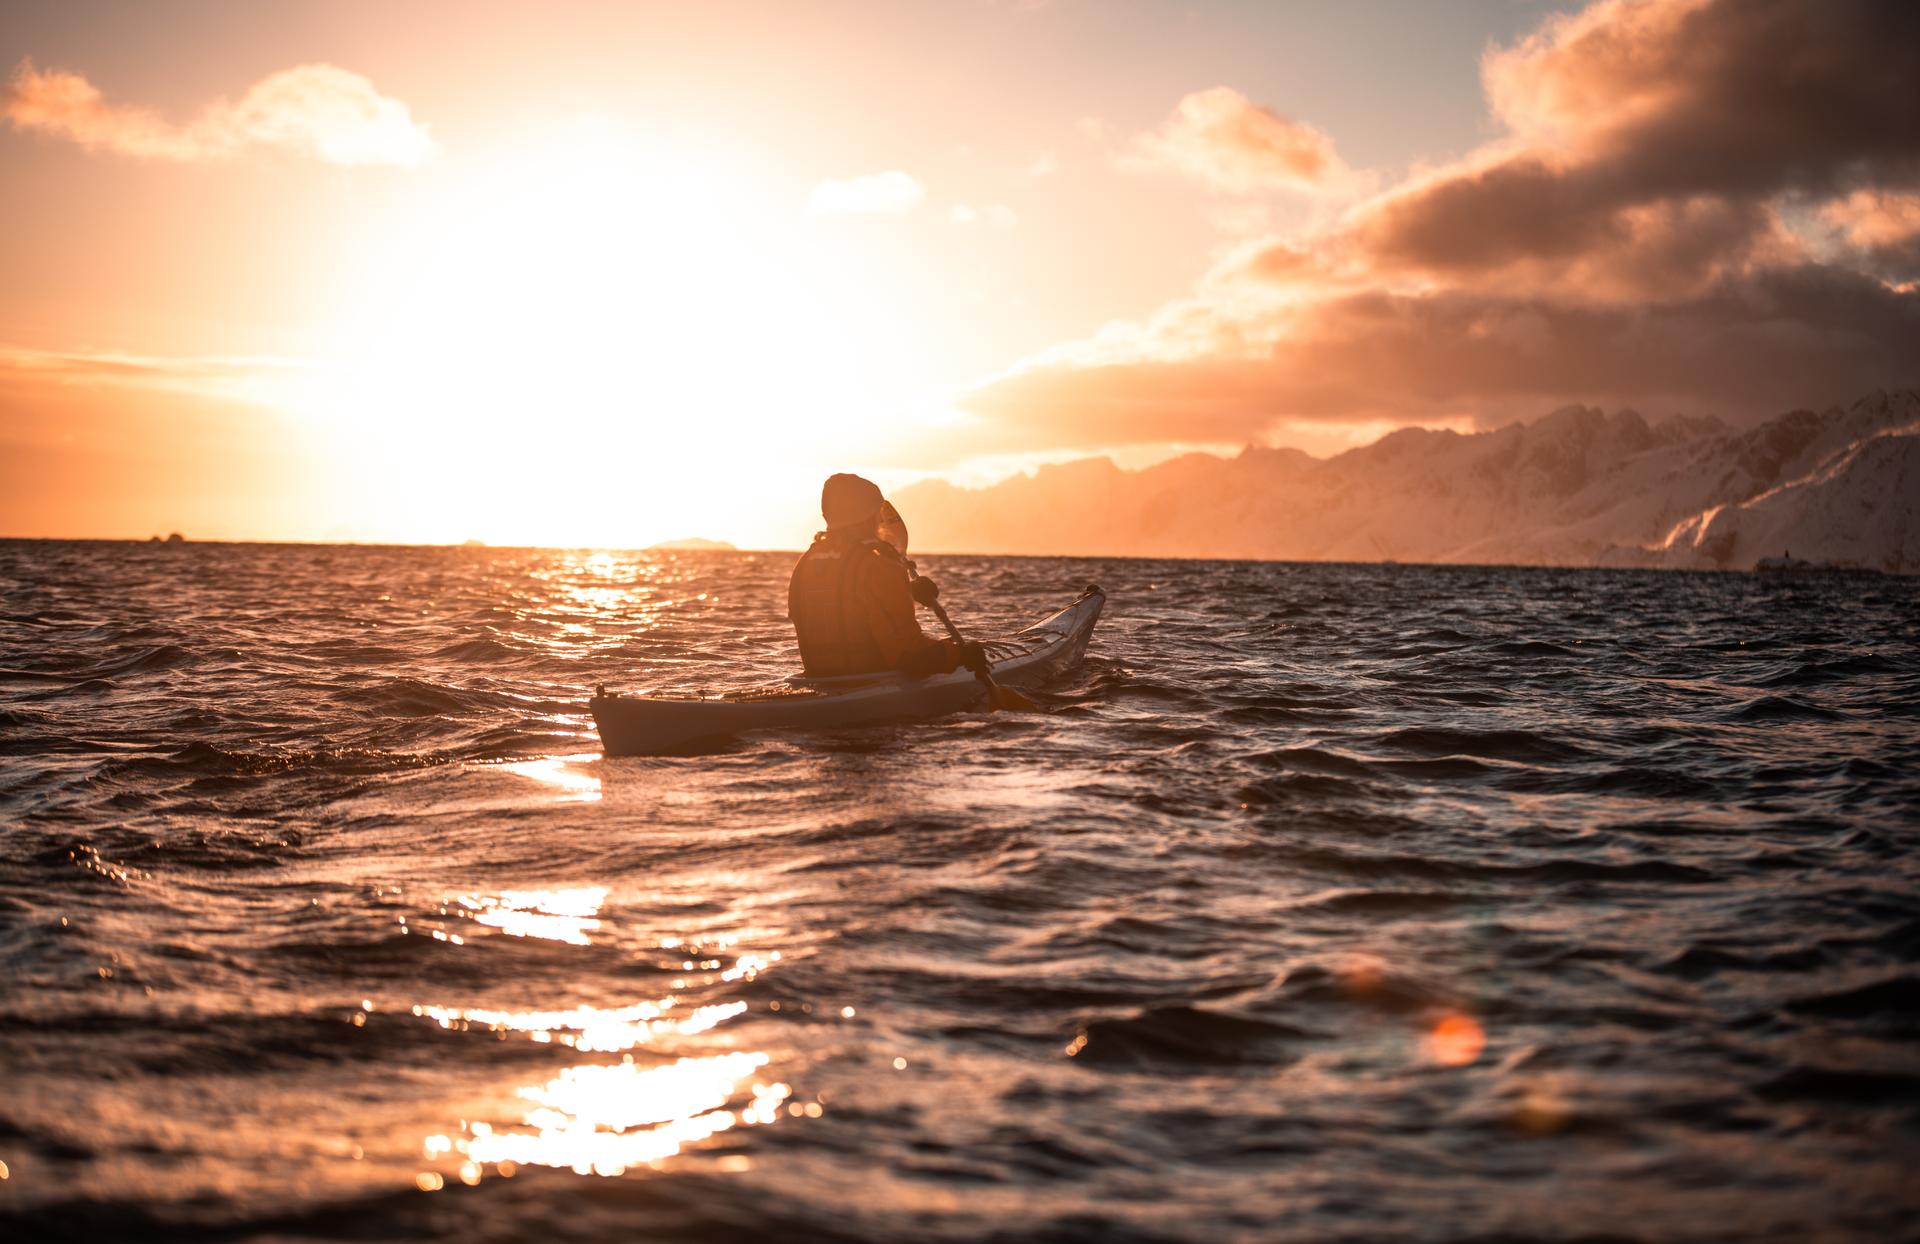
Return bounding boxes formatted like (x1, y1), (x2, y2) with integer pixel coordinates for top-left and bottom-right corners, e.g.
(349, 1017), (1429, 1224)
(1, 540), (1917, 1242)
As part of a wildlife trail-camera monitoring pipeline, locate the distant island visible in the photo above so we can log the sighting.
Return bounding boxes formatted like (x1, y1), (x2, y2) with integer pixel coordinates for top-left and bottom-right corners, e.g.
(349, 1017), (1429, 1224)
(646, 537), (738, 552)
(895, 390), (1919, 573)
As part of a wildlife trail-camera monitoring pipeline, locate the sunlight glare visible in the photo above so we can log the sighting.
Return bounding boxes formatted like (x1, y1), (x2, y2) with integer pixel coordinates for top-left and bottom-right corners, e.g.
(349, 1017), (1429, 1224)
(463, 1051), (791, 1176)
(455, 886), (608, 943)
(308, 119), (900, 546)
(499, 755), (604, 804)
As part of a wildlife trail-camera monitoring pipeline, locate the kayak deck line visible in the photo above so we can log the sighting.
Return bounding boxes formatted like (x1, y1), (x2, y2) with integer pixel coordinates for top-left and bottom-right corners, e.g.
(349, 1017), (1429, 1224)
(592, 584), (1105, 755)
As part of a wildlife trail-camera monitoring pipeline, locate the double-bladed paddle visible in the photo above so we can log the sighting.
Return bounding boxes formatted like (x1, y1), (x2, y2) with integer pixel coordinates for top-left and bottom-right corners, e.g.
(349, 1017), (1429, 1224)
(910, 572), (1041, 713)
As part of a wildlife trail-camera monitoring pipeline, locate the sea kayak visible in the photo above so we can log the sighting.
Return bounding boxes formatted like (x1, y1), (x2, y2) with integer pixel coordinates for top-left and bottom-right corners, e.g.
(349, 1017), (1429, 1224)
(592, 585), (1104, 755)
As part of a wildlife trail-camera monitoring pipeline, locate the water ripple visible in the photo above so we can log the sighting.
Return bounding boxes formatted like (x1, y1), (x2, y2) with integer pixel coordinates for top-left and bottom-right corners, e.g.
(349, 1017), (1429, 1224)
(0, 541), (1916, 1242)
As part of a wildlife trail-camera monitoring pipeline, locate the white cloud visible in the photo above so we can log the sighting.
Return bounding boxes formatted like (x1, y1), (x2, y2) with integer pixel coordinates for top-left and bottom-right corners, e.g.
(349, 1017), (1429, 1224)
(0, 344), (320, 409)
(809, 170), (926, 215)
(5, 59), (435, 166)
(1120, 86), (1352, 195)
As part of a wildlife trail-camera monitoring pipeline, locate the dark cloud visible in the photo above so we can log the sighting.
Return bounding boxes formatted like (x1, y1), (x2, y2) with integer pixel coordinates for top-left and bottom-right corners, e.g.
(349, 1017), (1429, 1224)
(956, 264), (1920, 453)
(950, 0), (1920, 460)
(1354, 0), (1920, 280)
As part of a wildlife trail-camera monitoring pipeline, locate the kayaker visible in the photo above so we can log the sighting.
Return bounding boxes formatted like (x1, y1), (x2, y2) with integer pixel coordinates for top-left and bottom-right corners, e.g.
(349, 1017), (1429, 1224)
(788, 473), (988, 679)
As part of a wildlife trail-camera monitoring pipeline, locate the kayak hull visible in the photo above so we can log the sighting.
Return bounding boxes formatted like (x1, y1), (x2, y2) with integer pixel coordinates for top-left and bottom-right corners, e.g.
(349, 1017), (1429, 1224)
(592, 585), (1104, 755)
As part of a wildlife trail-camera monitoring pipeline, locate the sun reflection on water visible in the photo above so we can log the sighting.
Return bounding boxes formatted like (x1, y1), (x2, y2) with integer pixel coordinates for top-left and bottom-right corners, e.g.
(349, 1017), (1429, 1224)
(455, 886), (608, 944)
(412, 994), (749, 1052)
(499, 754), (602, 803)
(458, 1051), (791, 1176)
(513, 552), (735, 657)
(413, 938), (794, 1180)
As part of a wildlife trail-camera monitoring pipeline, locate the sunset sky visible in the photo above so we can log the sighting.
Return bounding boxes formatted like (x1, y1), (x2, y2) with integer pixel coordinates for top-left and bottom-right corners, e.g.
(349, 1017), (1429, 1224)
(3, 0), (1916, 547)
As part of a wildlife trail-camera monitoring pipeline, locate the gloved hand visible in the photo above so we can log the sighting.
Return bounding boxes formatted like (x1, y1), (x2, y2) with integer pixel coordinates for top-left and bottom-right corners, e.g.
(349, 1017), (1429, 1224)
(958, 641), (989, 675)
(910, 576), (941, 606)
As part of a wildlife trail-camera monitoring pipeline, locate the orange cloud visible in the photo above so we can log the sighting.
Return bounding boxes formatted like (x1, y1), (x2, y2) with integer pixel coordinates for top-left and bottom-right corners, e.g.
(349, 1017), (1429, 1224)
(1824, 191), (1920, 248)
(0, 345), (315, 407)
(1121, 86), (1352, 195)
(0, 354), (335, 540)
(1823, 190), (1920, 277)
(5, 59), (435, 166)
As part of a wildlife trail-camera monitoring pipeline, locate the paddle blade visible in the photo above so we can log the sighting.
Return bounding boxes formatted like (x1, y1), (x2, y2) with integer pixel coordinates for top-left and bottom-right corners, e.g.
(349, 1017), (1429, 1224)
(985, 680), (1043, 713)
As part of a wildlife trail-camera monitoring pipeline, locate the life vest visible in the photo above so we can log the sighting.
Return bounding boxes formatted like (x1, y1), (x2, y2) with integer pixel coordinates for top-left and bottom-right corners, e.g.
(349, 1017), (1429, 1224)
(788, 533), (936, 677)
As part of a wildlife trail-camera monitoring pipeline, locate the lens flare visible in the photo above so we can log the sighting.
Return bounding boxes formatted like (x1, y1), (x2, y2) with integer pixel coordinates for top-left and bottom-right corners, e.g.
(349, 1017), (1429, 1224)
(1424, 1012), (1486, 1067)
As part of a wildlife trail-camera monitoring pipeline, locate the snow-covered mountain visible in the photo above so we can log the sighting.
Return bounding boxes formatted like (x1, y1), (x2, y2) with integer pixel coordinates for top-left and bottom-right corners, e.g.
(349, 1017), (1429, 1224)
(895, 390), (1920, 571)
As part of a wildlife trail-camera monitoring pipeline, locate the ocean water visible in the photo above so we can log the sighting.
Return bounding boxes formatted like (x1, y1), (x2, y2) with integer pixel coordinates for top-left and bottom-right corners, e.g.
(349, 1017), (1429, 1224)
(1, 540), (1916, 1243)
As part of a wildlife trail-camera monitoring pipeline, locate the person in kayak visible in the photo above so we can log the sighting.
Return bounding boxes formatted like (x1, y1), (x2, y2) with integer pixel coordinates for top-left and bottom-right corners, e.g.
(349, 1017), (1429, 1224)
(788, 473), (988, 679)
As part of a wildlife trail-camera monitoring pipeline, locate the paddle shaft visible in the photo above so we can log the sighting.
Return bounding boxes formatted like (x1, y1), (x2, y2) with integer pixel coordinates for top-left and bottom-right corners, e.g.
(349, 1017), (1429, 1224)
(908, 569), (1036, 711)
(924, 596), (971, 651)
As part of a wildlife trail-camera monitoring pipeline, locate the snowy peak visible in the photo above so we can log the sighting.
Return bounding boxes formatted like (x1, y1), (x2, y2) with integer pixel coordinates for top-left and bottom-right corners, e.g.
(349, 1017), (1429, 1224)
(892, 390), (1919, 571)
(1651, 395), (1920, 571)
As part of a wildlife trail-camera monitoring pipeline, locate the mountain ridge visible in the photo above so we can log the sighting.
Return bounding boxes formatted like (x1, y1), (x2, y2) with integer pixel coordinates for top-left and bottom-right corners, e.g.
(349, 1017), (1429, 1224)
(895, 390), (1920, 571)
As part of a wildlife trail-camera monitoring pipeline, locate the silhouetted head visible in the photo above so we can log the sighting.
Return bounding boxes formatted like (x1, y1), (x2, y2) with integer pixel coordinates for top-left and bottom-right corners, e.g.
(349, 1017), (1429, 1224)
(821, 473), (884, 531)
(819, 473), (910, 554)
